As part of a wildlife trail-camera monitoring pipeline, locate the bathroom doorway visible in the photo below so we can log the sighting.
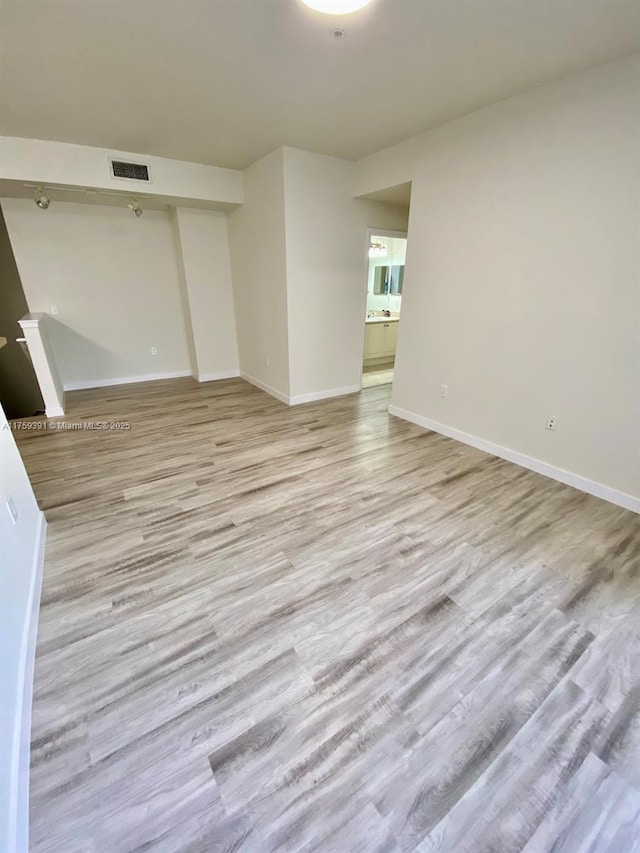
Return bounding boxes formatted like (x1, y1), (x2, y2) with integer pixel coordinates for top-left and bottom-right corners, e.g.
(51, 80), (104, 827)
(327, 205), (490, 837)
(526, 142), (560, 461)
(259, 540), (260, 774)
(362, 229), (407, 388)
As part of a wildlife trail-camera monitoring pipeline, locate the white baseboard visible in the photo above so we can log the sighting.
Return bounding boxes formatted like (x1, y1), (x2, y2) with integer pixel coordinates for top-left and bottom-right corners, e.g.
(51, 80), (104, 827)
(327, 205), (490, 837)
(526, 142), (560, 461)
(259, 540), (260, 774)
(63, 370), (192, 391)
(240, 372), (361, 407)
(388, 405), (640, 514)
(240, 371), (290, 405)
(11, 511), (46, 853)
(289, 385), (361, 406)
(197, 370), (240, 383)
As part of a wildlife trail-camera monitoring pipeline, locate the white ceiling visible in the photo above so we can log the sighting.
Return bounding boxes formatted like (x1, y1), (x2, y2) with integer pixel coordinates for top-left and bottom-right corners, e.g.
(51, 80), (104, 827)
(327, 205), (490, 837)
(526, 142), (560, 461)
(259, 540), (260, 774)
(1, 0), (638, 171)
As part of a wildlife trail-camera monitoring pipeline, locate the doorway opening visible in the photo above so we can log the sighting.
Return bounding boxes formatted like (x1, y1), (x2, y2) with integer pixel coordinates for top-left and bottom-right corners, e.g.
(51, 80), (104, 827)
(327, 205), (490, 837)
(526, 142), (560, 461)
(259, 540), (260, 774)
(362, 229), (407, 388)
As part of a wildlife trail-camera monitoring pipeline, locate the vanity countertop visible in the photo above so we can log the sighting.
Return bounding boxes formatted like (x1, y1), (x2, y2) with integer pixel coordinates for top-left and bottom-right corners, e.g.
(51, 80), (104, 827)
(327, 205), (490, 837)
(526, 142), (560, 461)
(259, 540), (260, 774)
(365, 316), (399, 325)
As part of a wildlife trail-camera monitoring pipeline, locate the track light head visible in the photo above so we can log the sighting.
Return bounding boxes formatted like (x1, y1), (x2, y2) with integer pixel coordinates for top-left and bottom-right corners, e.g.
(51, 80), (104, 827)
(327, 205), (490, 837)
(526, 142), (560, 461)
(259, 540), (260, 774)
(34, 188), (50, 210)
(128, 199), (143, 217)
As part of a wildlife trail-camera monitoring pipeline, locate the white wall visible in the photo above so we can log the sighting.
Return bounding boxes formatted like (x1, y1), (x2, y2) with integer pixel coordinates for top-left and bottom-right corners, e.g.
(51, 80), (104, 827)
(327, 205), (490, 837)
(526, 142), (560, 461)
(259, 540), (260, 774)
(228, 149), (291, 399)
(171, 208), (239, 381)
(0, 404), (46, 852)
(282, 148), (408, 401)
(356, 56), (640, 506)
(2, 198), (192, 389)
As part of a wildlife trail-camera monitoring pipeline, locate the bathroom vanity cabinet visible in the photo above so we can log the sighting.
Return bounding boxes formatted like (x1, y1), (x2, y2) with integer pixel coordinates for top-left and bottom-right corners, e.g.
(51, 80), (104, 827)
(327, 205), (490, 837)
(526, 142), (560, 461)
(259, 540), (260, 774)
(364, 318), (398, 361)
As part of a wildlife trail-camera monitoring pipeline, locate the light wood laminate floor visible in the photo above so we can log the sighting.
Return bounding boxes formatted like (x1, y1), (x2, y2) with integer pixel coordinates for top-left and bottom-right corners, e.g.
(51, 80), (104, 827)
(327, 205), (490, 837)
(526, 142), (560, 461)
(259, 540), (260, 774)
(362, 360), (395, 389)
(361, 369), (394, 388)
(14, 377), (640, 852)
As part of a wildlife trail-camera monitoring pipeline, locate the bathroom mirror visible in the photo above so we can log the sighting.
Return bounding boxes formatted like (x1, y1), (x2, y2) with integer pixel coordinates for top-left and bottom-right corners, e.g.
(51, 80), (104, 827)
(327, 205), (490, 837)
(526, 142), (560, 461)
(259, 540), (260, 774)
(373, 265), (404, 295)
(390, 265), (404, 295)
(373, 266), (389, 295)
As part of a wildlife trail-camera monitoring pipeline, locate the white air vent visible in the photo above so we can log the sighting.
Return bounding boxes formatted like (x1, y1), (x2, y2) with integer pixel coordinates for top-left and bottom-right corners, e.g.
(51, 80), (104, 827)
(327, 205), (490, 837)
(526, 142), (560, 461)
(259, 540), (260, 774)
(110, 159), (151, 182)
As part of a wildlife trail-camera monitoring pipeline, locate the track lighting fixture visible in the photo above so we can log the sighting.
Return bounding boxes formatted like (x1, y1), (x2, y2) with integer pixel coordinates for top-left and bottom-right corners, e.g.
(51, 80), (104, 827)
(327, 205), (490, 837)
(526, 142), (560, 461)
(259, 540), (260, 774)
(128, 199), (143, 217)
(34, 188), (50, 210)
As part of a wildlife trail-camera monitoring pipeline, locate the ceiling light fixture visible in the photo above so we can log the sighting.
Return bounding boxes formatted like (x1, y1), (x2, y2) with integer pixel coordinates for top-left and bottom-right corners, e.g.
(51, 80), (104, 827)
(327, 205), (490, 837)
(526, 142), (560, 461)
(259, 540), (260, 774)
(300, 0), (371, 14)
(128, 199), (143, 218)
(34, 188), (50, 210)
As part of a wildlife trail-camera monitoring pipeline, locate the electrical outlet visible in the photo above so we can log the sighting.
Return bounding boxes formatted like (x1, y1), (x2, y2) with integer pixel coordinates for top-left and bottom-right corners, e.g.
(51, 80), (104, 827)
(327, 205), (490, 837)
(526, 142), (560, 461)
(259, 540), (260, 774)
(545, 415), (558, 431)
(265, 356), (271, 368)
(151, 347), (158, 356)
(50, 305), (59, 316)
(440, 384), (448, 398)
(6, 496), (18, 525)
